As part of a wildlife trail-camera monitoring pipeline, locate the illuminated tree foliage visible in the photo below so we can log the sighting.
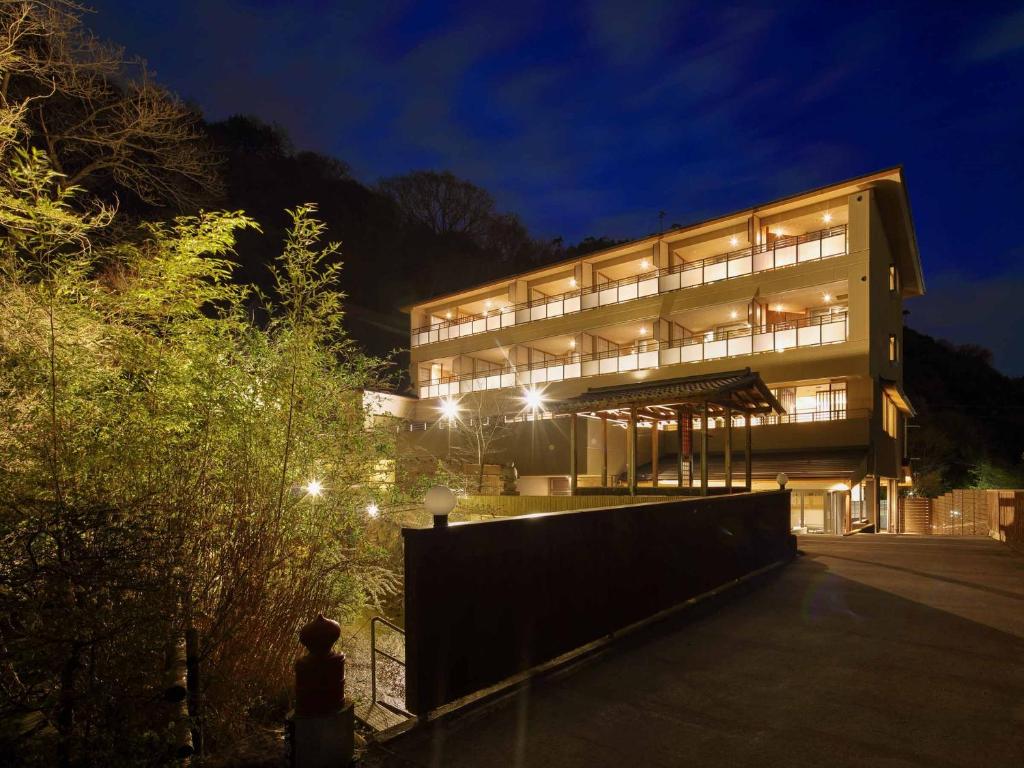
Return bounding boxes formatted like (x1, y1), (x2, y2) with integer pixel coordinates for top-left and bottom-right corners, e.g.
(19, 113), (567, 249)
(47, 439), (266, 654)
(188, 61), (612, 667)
(0, 114), (400, 763)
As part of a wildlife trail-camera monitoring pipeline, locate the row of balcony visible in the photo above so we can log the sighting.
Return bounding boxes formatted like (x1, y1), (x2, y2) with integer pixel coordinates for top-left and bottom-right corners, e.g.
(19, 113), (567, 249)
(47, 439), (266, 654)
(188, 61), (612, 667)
(417, 312), (849, 399)
(412, 224), (848, 348)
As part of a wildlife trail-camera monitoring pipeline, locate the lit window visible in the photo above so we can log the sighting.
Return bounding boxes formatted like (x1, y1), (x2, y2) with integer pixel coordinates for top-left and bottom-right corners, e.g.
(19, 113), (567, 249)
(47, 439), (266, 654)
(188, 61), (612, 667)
(883, 394), (899, 438)
(889, 334), (899, 364)
(889, 264), (898, 293)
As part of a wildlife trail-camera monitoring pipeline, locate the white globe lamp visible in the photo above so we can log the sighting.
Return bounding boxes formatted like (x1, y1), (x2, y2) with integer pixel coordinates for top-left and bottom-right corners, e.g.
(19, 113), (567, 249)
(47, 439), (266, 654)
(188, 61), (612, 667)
(425, 485), (457, 528)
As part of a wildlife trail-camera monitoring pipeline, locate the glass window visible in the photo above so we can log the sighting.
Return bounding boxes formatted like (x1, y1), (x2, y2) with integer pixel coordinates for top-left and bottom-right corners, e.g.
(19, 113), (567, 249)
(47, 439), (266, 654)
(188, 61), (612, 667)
(883, 394), (899, 438)
(889, 334), (899, 363)
(889, 264), (899, 293)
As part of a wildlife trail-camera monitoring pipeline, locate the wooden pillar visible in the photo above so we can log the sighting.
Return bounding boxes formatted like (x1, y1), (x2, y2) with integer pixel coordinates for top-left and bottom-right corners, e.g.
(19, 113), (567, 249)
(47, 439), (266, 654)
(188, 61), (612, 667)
(628, 406), (638, 496)
(700, 402), (709, 496)
(650, 419), (659, 488)
(569, 412), (578, 495)
(686, 406), (695, 487)
(675, 407), (685, 488)
(744, 413), (752, 491)
(724, 406), (732, 492)
(601, 414), (608, 488)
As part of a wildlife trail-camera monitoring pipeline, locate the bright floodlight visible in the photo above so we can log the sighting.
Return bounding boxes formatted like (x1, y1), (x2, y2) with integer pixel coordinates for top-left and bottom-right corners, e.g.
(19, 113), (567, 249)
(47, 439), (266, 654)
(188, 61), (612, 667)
(440, 398), (459, 421)
(523, 387), (543, 411)
(305, 479), (323, 497)
(366, 502), (379, 518)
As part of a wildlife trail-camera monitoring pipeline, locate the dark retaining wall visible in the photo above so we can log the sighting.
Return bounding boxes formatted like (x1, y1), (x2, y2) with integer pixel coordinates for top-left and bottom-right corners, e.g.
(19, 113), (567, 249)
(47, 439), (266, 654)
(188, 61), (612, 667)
(403, 490), (794, 714)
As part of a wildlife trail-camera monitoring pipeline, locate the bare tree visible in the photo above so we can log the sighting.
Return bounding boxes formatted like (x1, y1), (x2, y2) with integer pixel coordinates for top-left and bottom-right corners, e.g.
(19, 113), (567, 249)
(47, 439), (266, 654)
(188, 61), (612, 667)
(0, 0), (221, 210)
(450, 392), (514, 493)
(378, 170), (496, 238)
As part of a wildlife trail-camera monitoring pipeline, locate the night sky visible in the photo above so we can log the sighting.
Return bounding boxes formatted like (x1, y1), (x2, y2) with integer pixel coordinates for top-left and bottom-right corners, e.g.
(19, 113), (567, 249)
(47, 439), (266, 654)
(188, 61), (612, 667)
(88, 1), (1024, 374)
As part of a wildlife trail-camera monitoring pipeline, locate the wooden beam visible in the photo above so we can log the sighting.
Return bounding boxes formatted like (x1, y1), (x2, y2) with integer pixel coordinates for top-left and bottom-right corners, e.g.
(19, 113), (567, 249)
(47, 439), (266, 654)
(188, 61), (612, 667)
(569, 412), (578, 495)
(601, 414), (608, 487)
(724, 406), (732, 492)
(675, 407), (685, 488)
(628, 406), (638, 496)
(651, 422), (659, 488)
(700, 402), (709, 496)
(744, 412), (752, 491)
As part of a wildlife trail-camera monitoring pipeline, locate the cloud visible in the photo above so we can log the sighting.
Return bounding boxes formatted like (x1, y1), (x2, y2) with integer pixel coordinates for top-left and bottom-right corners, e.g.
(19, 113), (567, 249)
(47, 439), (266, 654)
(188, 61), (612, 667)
(963, 8), (1024, 61)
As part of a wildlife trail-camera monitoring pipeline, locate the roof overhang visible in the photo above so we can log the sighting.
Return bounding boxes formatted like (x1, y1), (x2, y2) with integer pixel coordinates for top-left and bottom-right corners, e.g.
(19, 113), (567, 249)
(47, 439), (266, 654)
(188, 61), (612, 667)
(882, 380), (916, 417)
(871, 171), (925, 297)
(547, 368), (785, 419)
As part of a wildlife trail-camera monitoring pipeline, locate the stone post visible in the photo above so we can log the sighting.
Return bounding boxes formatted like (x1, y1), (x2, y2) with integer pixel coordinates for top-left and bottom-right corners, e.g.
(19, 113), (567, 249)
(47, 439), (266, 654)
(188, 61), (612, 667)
(290, 615), (353, 768)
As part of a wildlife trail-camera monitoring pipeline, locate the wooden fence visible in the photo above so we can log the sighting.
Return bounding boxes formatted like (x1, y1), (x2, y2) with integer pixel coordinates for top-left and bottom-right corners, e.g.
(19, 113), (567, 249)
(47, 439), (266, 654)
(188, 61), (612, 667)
(908, 489), (1024, 551)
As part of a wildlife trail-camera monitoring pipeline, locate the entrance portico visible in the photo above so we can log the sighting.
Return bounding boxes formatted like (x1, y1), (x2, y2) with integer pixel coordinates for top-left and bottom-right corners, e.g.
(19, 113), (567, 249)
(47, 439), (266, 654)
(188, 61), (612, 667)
(548, 369), (786, 497)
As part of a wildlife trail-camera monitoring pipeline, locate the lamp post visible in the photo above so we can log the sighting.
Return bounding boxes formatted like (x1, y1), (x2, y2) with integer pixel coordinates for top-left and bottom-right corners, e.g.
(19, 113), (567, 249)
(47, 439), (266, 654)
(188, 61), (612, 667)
(425, 485), (457, 528)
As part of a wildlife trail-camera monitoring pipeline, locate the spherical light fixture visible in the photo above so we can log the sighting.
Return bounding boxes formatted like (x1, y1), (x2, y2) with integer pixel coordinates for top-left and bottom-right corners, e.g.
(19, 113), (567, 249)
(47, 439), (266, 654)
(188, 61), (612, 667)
(440, 398), (459, 422)
(425, 485), (457, 528)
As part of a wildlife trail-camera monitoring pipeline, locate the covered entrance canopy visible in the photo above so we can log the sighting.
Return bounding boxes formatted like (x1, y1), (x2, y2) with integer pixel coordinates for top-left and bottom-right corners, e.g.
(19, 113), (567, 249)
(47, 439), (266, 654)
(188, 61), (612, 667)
(547, 368), (786, 496)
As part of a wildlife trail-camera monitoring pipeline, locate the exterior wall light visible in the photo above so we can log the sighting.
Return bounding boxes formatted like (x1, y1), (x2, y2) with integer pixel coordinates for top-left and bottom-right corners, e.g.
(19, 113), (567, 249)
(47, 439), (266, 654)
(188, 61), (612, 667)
(641, 259), (649, 269)
(823, 212), (833, 224)
(425, 485), (457, 528)
(523, 387), (544, 412)
(730, 236), (738, 247)
(440, 398), (459, 423)
(570, 277), (577, 287)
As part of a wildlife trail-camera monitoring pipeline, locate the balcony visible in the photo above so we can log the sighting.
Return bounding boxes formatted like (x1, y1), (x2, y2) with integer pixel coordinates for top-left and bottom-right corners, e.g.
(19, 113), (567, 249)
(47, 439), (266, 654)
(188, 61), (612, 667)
(418, 311), (849, 399)
(412, 224), (848, 348)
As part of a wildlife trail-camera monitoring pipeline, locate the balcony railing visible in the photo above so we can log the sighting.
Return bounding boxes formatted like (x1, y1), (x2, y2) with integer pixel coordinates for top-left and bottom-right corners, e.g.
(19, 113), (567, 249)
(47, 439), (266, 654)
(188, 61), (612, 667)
(418, 311), (849, 399)
(411, 224), (848, 347)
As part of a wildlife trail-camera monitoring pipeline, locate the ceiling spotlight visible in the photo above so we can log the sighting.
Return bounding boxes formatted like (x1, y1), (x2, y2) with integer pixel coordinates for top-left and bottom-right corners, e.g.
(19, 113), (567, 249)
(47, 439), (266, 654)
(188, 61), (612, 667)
(440, 398), (459, 422)
(822, 212), (833, 224)
(730, 236), (738, 247)
(445, 311), (452, 319)
(523, 387), (544, 411)
(823, 293), (832, 303)
(730, 310), (738, 319)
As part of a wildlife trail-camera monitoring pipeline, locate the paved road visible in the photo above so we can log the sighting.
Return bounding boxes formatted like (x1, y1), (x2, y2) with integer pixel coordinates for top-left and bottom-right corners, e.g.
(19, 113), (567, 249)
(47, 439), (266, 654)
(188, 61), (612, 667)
(366, 536), (1024, 767)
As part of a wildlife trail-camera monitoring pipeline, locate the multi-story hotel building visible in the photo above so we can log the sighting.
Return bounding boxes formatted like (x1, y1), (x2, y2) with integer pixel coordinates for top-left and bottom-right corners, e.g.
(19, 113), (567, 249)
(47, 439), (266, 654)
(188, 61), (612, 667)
(400, 169), (924, 534)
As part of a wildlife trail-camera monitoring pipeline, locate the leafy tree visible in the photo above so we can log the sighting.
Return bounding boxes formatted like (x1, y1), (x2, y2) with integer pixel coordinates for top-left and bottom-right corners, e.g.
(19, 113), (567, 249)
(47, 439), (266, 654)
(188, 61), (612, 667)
(0, 118), (401, 763)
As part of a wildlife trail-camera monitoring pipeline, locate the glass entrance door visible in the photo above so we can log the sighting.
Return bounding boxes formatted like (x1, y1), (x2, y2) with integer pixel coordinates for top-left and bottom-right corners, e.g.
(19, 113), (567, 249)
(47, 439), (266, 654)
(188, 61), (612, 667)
(878, 481), (889, 531)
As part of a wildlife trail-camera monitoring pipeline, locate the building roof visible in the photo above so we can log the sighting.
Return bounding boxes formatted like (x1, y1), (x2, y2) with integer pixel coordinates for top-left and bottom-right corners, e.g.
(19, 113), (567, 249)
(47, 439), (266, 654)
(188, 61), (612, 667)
(547, 368), (785, 417)
(404, 166), (923, 311)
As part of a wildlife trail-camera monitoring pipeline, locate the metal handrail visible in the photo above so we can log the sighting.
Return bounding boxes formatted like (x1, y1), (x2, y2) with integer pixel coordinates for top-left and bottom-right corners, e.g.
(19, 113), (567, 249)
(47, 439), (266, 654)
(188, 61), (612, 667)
(412, 224), (847, 337)
(420, 311), (848, 388)
(370, 616), (410, 718)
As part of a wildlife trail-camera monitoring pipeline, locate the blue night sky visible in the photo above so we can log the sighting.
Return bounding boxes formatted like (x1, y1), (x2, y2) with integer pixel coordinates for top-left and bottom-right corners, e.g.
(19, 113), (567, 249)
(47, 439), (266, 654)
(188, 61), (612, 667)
(88, 1), (1024, 373)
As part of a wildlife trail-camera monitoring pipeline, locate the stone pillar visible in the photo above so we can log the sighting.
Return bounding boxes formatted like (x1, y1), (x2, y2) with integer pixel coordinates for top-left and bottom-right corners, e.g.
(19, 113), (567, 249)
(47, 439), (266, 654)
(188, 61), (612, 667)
(291, 615), (353, 768)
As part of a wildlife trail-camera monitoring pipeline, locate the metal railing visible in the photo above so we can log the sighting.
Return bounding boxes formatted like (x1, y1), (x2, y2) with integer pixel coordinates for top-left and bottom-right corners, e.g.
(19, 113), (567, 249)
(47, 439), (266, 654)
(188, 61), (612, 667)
(418, 311), (849, 399)
(370, 616), (410, 718)
(411, 224), (848, 346)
